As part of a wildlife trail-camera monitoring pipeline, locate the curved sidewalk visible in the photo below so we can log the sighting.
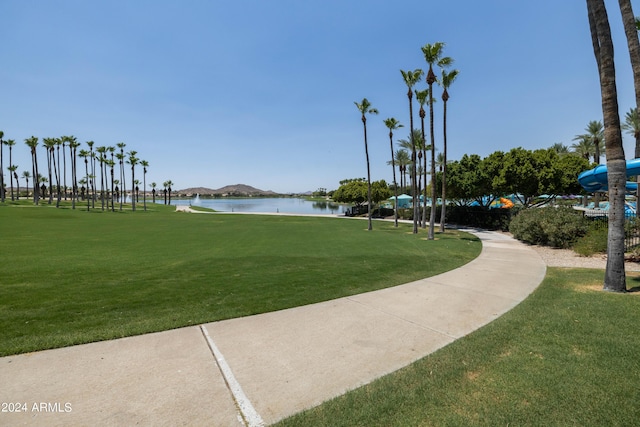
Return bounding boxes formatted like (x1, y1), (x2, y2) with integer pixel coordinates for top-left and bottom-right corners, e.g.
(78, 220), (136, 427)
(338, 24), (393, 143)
(0, 229), (546, 427)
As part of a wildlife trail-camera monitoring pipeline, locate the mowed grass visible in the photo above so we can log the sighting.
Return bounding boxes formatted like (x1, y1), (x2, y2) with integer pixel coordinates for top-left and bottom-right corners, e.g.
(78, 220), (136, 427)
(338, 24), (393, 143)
(276, 268), (640, 427)
(0, 204), (480, 356)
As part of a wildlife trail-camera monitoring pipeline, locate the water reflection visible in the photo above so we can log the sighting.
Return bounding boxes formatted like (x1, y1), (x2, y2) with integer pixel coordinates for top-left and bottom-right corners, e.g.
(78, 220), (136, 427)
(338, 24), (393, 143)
(171, 197), (347, 215)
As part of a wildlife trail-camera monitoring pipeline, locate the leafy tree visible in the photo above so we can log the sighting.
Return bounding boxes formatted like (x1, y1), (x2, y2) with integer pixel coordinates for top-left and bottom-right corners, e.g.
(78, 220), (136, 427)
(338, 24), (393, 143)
(354, 98), (379, 231)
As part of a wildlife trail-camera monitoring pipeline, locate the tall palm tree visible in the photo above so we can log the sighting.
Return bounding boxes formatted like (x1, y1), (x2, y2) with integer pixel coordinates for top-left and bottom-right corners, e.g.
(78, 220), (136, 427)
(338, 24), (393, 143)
(622, 107), (640, 158)
(384, 118), (403, 227)
(96, 146), (107, 211)
(415, 89), (429, 228)
(439, 67), (459, 232)
(12, 167), (19, 199)
(619, 0), (640, 158)
(571, 134), (593, 159)
(422, 41), (453, 240)
(7, 164), (17, 200)
(24, 136), (40, 205)
(395, 149), (411, 191)
(0, 131), (4, 202)
(166, 180), (174, 204)
(587, 0), (627, 292)
(54, 137), (62, 206)
(67, 136), (80, 209)
(354, 98), (379, 231)
(42, 137), (56, 204)
(128, 151), (139, 211)
(140, 160), (149, 211)
(5, 139), (16, 200)
(22, 170), (31, 199)
(585, 120), (605, 163)
(60, 136), (68, 200)
(117, 142), (126, 207)
(400, 69), (424, 234)
(79, 149), (90, 210)
(86, 141), (96, 208)
(151, 182), (157, 204)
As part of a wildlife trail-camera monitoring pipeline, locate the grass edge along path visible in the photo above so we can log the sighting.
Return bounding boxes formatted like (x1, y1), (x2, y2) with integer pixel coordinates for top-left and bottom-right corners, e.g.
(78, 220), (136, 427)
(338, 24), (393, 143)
(275, 267), (640, 427)
(0, 204), (481, 356)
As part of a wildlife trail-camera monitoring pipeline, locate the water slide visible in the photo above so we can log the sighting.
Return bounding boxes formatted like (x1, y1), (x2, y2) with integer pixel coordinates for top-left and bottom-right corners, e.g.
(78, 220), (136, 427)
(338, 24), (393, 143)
(577, 159), (640, 193)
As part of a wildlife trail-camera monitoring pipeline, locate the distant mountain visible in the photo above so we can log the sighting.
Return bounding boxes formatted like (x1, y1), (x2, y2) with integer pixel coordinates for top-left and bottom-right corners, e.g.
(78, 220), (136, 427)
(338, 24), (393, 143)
(176, 184), (279, 196)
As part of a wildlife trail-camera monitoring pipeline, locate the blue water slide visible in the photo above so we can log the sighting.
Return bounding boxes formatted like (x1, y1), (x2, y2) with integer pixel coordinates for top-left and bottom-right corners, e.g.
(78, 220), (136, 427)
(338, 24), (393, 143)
(577, 159), (640, 192)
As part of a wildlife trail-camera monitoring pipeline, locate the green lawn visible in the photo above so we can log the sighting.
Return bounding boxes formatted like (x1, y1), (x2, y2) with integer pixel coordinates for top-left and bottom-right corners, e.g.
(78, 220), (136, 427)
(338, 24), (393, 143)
(276, 268), (640, 427)
(0, 202), (481, 356)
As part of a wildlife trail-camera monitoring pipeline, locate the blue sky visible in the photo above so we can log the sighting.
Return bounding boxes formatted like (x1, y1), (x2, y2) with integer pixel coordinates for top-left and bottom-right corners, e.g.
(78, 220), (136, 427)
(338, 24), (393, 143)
(1, 0), (638, 193)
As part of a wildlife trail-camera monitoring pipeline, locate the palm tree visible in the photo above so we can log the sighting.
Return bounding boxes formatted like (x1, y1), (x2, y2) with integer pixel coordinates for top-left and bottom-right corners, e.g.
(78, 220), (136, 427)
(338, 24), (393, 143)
(151, 182), (157, 204)
(128, 151), (139, 211)
(354, 98), (379, 231)
(22, 170), (31, 199)
(422, 41), (453, 240)
(5, 139), (16, 200)
(24, 136), (40, 205)
(166, 180), (174, 204)
(571, 134), (593, 159)
(106, 159), (115, 212)
(395, 149), (411, 191)
(439, 67), (459, 232)
(585, 120), (605, 164)
(86, 141), (96, 208)
(42, 137), (56, 204)
(400, 69), (424, 234)
(163, 181), (168, 204)
(60, 136), (68, 200)
(79, 149), (90, 210)
(67, 136), (80, 209)
(117, 142), (126, 207)
(140, 160), (149, 211)
(96, 146), (107, 211)
(415, 89), (430, 228)
(384, 118), (403, 227)
(134, 179), (141, 202)
(54, 137), (62, 206)
(550, 142), (571, 156)
(12, 167), (19, 199)
(587, 0), (627, 292)
(7, 164), (17, 200)
(619, 0), (640, 158)
(0, 131), (4, 202)
(622, 107), (640, 158)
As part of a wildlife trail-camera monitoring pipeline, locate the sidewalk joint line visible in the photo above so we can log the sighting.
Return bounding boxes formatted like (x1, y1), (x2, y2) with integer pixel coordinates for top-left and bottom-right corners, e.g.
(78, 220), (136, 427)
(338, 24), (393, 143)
(200, 324), (265, 427)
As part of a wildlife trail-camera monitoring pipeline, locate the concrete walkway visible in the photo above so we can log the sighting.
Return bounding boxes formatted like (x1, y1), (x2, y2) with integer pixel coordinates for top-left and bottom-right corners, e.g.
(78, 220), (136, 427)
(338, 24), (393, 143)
(0, 228), (546, 426)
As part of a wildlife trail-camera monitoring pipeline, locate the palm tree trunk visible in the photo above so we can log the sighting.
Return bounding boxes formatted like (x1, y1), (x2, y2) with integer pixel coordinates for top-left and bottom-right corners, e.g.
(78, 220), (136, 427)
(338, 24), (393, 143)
(428, 79), (437, 240)
(440, 95), (449, 232)
(588, 0), (627, 292)
(389, 133), (399, 227)
(619, 0), (640, 158)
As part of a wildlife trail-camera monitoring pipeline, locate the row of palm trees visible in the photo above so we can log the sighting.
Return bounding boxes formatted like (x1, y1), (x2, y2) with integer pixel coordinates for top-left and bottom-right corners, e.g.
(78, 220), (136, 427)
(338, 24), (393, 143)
(356, 41), (458, 238)
(547, 111), (639, 166)
(0, 131), (174, 211)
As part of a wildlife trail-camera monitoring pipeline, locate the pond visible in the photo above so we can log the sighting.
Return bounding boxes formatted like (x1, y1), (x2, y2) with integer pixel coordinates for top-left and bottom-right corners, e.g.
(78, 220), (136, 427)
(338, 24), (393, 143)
(171, 197), (348, 215)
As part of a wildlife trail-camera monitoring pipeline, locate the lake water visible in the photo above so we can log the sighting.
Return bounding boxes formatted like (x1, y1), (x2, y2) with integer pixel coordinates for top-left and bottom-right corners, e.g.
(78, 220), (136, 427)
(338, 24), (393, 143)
(171, 197), (348, 215)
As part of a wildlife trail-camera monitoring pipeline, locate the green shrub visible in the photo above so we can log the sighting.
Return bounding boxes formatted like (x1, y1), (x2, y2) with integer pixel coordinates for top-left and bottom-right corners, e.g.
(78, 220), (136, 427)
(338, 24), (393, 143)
(573, 226), (608, 256)
(509, 207), (589, 248)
